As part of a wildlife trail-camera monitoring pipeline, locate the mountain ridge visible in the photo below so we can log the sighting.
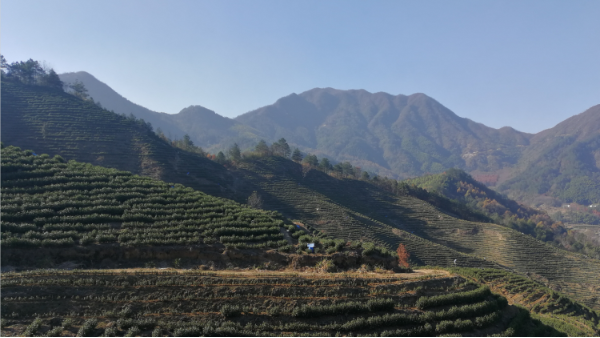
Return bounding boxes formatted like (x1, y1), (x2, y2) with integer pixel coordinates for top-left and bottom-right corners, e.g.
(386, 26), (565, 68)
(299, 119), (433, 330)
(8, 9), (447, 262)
(58, 71), (599, 206)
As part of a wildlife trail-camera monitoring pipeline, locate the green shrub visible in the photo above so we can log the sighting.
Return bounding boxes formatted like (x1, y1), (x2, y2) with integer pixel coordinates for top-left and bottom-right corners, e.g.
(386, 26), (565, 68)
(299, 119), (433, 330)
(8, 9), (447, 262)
(416, 286), (490, 309)
(124, 326), (141, 337)
(47, 326), (64, 336)
(173, 326), (202, 336)
(220, 304), (242, 318)
(103, 326), (118, 337)
(151, 327), (162, 337)
(77, 318), (98, 337)
(23, 317), (43, 336)
(292, 298), (395, 318)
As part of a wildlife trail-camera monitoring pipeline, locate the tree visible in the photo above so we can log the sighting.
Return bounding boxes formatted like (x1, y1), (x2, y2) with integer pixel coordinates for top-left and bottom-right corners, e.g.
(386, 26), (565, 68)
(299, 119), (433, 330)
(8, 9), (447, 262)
(341, 161), (354, 177)
(7, 59), (44, 84)
(361, 171), (370, 180)
(247, 191), (264, 209)
(319, 158), (332, 172)
(41, 69), (64, 90)
(228, 143), (241, 162)
(156, 127), (167, 141)
(292, 148), (303, 162)
(182, 134), (194, 151)
(272, 138), (291, 157)
(69, 80), (89, 100)
(1, 55), (7, 78)
(255, 140), (270, 156)
(396, 243), (410, 268)
(303, 154), (319, 167)
(215, 151), (227, 164)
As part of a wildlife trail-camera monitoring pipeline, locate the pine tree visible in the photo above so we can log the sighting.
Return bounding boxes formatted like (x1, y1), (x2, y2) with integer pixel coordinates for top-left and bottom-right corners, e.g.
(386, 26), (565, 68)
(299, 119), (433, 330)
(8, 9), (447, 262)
(41, 69), (64, 90)
(69, 80), (89, 100)
(215, 151), (227, 164)
(319, 158), (332, 172)
(183, 134), (194, 151)
(303, 154), (319, 167)
(276, 138), (291, 158)
(292, 148), (303, 162)
(228, 143), (241, 162)
(255, 140), (270, 156)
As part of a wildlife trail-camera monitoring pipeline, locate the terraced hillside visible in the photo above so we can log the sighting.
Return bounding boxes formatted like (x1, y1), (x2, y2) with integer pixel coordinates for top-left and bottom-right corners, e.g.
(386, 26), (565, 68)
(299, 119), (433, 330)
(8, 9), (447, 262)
(454, 268), (600, 336)
(0, 81), (244, 201)
(3, 81), (600, 312)
(0, 269), (568, 337)
(235, 157), (600, 310)
(0, 145), (401, 272)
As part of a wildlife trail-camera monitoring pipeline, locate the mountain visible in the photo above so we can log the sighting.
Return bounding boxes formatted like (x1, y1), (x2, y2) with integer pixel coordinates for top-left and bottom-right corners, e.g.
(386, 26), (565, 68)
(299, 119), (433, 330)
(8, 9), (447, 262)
(498, 105), (600, 205)
(4, 79), (600, 311)
(59, 71), (185, 140)
(59, 72), (265, 149)
(236, 88), (532, 178)
(0, 80), (240, 200)
(61, 71), (600, 207)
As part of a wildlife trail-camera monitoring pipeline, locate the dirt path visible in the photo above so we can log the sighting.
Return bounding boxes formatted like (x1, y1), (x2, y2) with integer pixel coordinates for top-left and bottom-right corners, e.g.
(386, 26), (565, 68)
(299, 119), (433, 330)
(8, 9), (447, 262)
(3, 268), (451, 280)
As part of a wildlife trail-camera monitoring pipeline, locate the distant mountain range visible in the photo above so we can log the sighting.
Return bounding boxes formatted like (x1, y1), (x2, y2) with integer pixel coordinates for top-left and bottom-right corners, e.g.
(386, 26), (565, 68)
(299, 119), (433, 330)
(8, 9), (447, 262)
(59, 72), (600, 205)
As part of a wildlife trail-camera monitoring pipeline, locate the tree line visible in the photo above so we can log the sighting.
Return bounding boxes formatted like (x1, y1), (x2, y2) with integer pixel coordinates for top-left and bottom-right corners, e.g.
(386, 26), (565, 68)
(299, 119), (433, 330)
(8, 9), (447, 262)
(1, 55), (109, 105)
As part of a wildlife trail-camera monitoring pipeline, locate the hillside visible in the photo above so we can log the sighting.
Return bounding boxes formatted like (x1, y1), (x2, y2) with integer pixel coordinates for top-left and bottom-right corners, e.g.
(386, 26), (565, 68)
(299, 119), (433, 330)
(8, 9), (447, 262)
(59, 72), (533, 178)
(233, 156), (600, 310)
(58, 72), (186, 141)
(498, 105), (600, 206)
(61, 71), (600, 209)
(236, 89), (532, 178)
(59, 72), (265, 150)
(0, 80), (247, 201)
(3, 80), (600, 312)
(405, 169), (561, 240)
(1, 147), (599, 337)
(7, 268), (597, 337)
(1, 145), (400, 271)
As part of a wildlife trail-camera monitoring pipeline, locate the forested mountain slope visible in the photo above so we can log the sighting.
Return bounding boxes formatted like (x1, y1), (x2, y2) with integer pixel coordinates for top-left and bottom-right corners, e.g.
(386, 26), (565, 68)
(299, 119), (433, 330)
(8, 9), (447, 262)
(498, 105), (600, 205)
(236, 88), (532, 178)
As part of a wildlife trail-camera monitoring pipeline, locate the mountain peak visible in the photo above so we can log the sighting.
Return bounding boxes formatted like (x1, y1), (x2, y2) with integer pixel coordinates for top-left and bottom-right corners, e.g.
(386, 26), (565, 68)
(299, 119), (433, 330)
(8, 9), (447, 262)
(178, 105), (218, 117)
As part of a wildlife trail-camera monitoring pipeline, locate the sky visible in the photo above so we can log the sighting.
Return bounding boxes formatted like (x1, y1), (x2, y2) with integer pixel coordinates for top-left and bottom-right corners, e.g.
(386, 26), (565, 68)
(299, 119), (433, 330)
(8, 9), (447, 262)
(2, 0), (599, 133)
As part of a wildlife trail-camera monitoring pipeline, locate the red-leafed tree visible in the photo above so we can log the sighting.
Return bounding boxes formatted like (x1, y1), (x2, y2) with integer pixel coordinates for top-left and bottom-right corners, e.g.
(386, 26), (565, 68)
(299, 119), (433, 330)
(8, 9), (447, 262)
(396, 243), (410, 268)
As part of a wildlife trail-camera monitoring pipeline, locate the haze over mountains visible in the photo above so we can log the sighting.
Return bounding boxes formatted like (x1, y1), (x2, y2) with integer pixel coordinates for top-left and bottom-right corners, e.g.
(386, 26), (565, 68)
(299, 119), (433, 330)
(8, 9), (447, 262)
(59, 71), (600, 205)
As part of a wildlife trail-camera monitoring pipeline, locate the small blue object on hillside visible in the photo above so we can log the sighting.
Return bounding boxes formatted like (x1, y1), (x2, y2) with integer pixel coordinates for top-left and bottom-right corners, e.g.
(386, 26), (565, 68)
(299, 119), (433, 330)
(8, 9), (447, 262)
(296, 224), (301, 228)
(307, 243), (315, 253)
(171, 186), (175, 188)
(32, 152), (37, 156)
(187, 172), (190, 175)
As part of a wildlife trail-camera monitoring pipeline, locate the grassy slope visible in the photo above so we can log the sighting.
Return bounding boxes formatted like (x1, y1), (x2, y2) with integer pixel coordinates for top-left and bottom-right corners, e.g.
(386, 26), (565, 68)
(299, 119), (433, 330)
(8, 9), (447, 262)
(2, 81), (600, 312)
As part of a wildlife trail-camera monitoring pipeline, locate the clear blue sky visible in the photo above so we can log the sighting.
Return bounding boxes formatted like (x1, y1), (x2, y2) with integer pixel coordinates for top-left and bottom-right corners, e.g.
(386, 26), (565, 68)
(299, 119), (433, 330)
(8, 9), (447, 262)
(3, 0), (599, 133)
